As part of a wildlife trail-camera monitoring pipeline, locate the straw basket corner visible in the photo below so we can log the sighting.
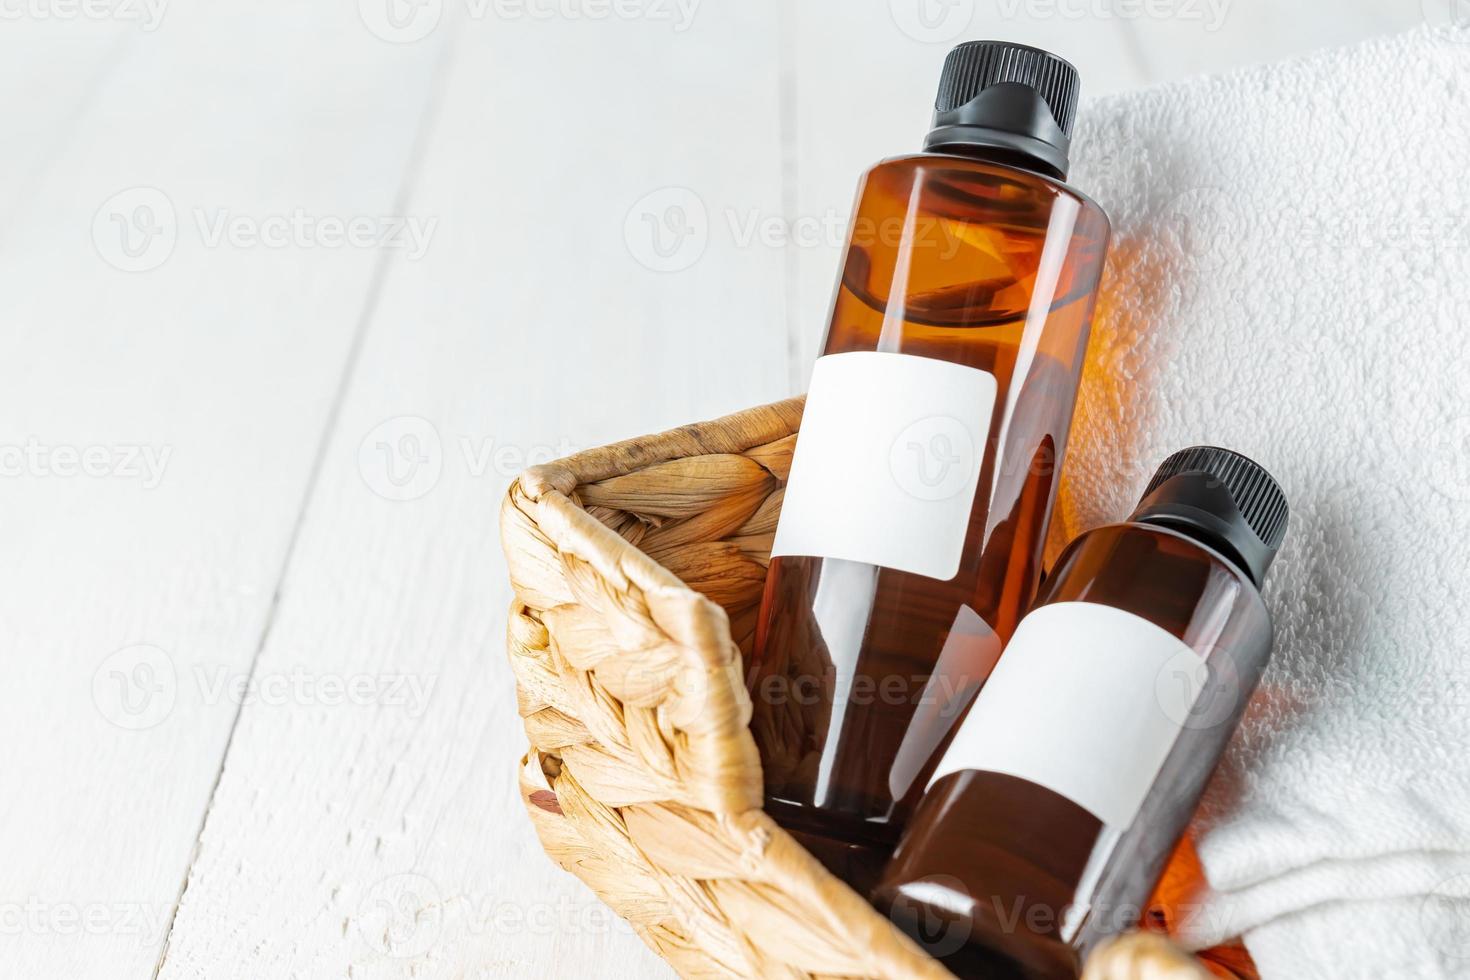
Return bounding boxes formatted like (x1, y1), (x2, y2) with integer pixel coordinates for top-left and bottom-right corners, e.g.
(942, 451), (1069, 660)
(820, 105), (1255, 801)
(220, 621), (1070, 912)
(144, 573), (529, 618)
(499, 397), (1217, 980)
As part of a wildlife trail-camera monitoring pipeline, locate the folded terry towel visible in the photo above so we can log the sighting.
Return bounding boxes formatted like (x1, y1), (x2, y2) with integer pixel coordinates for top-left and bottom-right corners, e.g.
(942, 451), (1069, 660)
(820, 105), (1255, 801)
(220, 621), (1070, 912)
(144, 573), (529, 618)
(1055, 27), (1470, 980)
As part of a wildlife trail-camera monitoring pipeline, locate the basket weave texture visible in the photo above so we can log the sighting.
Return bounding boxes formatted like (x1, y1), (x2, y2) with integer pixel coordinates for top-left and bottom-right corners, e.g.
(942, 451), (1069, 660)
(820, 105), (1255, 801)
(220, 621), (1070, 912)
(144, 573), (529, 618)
(500, 398), (1216, 980)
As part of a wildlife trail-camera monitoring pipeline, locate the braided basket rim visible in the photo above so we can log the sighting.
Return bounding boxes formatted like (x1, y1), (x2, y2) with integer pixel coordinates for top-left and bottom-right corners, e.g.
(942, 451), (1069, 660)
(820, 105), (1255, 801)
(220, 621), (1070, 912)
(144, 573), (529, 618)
(500, 397), (1218, 980)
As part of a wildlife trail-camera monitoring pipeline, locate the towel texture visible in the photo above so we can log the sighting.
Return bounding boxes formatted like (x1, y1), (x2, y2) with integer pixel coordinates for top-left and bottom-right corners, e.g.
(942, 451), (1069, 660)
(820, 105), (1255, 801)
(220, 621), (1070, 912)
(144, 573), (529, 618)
(1056, 27), (1470, 980)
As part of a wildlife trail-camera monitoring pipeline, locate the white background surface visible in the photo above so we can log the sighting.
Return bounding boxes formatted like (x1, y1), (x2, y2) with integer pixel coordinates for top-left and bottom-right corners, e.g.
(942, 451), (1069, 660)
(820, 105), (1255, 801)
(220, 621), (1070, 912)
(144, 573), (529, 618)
(0, 1), (1427, 977)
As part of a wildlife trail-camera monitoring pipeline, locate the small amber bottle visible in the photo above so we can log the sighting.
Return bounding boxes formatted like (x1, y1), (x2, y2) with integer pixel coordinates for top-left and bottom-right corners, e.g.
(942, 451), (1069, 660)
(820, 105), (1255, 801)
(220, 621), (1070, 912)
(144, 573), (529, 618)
(749, 41), (1110, 854)
(872, 448), (1289, 979)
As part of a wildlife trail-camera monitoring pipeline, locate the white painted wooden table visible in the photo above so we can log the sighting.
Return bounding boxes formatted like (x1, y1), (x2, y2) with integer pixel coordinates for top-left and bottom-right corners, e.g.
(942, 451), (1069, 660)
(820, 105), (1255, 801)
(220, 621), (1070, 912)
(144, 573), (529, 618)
(0, 1), (1421, 977)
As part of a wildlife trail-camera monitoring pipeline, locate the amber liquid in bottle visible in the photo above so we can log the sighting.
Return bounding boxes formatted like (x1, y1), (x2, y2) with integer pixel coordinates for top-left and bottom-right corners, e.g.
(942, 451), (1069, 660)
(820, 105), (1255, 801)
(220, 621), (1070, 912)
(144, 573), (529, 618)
(872, 449), (1288, 978)
(748, 151), (1110, 849)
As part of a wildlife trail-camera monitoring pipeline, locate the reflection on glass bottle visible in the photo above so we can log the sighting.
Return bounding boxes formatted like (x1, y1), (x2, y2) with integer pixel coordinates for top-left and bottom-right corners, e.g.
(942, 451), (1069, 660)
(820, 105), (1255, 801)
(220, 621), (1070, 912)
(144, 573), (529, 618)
(874, 448), (1289, 978)
(748, 41), (1112, 855)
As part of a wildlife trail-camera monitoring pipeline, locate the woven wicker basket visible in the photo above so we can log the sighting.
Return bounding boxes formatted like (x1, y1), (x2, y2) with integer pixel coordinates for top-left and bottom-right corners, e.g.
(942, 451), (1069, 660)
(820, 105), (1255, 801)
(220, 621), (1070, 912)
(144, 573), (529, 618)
(500, 397), (1221, 980)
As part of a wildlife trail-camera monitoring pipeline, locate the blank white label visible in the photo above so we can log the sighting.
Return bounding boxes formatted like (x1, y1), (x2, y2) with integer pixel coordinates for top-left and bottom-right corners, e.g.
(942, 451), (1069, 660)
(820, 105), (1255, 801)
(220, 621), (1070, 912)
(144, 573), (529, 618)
(772, 351), (997, 582)
(928, 601), (1207, 829)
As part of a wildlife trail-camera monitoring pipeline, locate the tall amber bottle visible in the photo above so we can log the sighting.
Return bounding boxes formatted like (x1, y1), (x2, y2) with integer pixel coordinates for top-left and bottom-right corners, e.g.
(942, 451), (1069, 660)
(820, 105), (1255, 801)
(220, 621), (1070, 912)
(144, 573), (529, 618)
(873, 448), (1289, 978)
(749, 41), (1111, 850)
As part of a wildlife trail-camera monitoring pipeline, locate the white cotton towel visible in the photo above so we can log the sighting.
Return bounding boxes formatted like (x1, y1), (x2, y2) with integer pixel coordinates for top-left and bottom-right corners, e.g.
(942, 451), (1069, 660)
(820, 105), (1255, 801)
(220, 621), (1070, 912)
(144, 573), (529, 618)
(1054, 26), (1470, 980)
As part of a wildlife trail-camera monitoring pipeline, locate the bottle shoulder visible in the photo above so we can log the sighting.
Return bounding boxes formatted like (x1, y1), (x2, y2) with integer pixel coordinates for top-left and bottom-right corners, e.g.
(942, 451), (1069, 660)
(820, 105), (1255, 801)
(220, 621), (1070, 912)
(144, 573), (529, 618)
(1055, 520), (1264, 590)
(867, 151), (1111, 231)
(1042, 521), (1273, 650)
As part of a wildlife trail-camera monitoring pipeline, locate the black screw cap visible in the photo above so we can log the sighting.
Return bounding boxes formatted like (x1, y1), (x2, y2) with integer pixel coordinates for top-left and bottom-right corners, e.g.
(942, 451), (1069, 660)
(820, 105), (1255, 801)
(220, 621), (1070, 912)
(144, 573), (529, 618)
(1132, 447), (1290, 587)
(925, 41), (1081, 179)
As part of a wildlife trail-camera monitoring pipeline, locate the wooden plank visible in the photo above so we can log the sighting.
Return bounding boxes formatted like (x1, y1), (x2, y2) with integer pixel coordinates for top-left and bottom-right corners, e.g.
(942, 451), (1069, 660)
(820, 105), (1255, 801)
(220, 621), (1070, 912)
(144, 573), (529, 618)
(0, 18), (129, 221)
(0, 4), (446, 978)
(155, 5), (791, 978)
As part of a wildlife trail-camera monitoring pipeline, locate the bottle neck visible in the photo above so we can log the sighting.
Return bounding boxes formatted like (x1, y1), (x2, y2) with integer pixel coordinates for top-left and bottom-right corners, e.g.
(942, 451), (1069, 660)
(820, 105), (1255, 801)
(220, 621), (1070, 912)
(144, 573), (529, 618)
(1130, 514), (1259, 589)
(920, 138), (1067, 181)
(925, 82), (1072, 180)
(1129, 474), (1277, 588)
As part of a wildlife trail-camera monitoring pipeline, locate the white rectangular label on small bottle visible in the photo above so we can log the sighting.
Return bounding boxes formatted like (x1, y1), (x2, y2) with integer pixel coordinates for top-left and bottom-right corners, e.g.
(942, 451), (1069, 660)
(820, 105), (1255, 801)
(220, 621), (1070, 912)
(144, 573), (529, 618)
(927, 601), (1207, 829)
(772, 351), (997, 582)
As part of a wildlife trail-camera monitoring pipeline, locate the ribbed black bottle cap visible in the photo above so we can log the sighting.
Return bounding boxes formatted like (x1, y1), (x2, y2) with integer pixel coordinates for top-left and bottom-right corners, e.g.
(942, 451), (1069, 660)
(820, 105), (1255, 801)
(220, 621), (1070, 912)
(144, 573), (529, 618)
(925, 41), (1080, 179)
(1130, 447), (1289, 587)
